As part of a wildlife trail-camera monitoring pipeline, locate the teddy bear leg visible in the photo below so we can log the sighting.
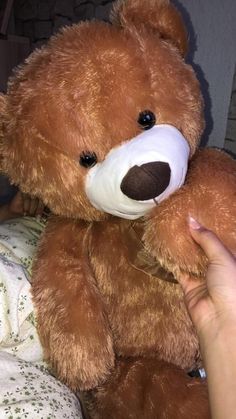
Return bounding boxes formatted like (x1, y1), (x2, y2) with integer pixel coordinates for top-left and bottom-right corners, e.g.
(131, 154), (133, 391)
(82, 357), (210, 419)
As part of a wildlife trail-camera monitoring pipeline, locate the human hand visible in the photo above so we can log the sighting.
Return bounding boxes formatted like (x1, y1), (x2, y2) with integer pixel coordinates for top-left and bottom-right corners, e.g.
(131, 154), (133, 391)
(179, 217), (236, 346)
(8, 190), (45, 217)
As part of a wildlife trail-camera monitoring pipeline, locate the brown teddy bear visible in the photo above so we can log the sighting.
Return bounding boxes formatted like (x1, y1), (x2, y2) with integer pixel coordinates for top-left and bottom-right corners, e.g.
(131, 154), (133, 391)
(1, 0), (236, 417)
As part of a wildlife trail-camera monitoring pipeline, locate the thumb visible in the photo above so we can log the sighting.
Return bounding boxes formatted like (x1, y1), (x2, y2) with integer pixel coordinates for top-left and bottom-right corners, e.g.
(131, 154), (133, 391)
(188, 216), (234, 265)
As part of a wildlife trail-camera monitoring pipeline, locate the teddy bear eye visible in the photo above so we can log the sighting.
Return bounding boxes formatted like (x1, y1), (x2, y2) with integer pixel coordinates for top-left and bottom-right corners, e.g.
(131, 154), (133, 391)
(79, 151), (98, 168)
(138, 110), (156, 130)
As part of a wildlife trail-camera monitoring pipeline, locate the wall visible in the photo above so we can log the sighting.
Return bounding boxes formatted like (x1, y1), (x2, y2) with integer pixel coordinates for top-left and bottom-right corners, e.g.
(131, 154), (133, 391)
(0, 36), (30, 92)
(175, 0), (236, 148)
(14, 0), (113, 48)
(225, 69), (236, 155)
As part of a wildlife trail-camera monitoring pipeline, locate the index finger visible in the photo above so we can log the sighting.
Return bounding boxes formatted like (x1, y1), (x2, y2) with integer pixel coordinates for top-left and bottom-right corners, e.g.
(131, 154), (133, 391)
(188, 216), (235, 265)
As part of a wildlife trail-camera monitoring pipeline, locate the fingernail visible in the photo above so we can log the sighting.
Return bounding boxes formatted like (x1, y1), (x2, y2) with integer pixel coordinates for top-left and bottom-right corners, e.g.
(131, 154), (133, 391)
(188, 216), (202, 230)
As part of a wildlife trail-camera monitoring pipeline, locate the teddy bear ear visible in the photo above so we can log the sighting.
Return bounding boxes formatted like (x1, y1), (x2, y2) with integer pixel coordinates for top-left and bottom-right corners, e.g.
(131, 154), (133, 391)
(0, 94), (7, 170)
(0, 94), (7, 137)
(110, 0), (188, 57)
(0, 93), (6, 113)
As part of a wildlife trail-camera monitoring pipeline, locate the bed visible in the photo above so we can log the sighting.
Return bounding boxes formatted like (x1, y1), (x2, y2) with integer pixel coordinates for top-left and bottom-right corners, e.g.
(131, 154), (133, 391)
(0, 216), (83, 418)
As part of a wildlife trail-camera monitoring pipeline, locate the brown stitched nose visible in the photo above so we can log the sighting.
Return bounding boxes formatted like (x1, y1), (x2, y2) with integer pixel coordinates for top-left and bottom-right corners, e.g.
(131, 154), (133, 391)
(120, 162), (171, 201)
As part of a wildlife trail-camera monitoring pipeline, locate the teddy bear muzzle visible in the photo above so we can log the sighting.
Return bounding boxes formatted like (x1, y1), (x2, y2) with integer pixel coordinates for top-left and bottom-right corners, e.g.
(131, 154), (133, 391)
(85, 124), (190, 220)
(120, 161), (171, 201)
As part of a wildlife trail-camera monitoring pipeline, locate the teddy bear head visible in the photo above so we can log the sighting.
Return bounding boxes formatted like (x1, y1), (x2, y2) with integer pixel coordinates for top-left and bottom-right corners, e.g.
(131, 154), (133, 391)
(1, 0), (204, 222)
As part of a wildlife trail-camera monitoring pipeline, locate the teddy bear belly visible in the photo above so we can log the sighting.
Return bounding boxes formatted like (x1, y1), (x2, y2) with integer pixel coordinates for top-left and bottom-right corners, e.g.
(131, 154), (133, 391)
(90, 253), (201, 371)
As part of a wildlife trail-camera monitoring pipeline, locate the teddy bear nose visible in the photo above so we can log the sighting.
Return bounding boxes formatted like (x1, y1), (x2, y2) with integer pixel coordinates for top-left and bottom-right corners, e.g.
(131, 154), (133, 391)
(120, 162), (171, 201)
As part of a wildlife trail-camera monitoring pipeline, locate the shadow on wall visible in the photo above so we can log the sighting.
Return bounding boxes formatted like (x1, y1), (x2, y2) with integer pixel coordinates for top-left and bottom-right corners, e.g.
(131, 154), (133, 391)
(224, 67), (236, 157)
(172, 0), (213, 147)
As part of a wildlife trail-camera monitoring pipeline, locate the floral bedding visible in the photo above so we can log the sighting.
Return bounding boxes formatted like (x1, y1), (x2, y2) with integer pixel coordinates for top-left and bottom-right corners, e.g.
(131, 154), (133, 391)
(0, 217), (82, 418)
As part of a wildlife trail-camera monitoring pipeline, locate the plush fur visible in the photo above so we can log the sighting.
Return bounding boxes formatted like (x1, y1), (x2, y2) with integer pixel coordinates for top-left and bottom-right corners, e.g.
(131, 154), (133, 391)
(0, 0), (235, 417)
(83, 358), (209, 419)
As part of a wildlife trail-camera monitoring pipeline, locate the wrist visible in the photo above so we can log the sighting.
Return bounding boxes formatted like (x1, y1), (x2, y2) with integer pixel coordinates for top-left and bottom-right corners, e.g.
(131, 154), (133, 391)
(199, 318), (236, 360)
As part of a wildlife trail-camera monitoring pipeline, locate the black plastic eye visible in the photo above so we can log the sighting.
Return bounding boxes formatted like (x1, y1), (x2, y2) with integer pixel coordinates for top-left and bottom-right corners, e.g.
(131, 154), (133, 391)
(79, 151), (97, 168)
(138, 110), (156, 130)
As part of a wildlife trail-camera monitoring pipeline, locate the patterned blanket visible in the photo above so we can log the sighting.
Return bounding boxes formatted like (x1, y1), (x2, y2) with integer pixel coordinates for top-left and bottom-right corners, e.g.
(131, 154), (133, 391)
(0, 217), (82, 418)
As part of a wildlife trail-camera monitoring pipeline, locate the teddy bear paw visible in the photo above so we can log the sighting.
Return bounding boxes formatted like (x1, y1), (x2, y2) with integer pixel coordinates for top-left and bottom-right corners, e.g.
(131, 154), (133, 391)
(46, 331), (115, 391)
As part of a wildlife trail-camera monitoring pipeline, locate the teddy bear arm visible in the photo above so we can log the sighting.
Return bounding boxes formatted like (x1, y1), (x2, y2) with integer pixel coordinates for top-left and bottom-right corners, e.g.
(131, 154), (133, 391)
(32, 216), (115, 390)
(144, 148), (236, 277)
